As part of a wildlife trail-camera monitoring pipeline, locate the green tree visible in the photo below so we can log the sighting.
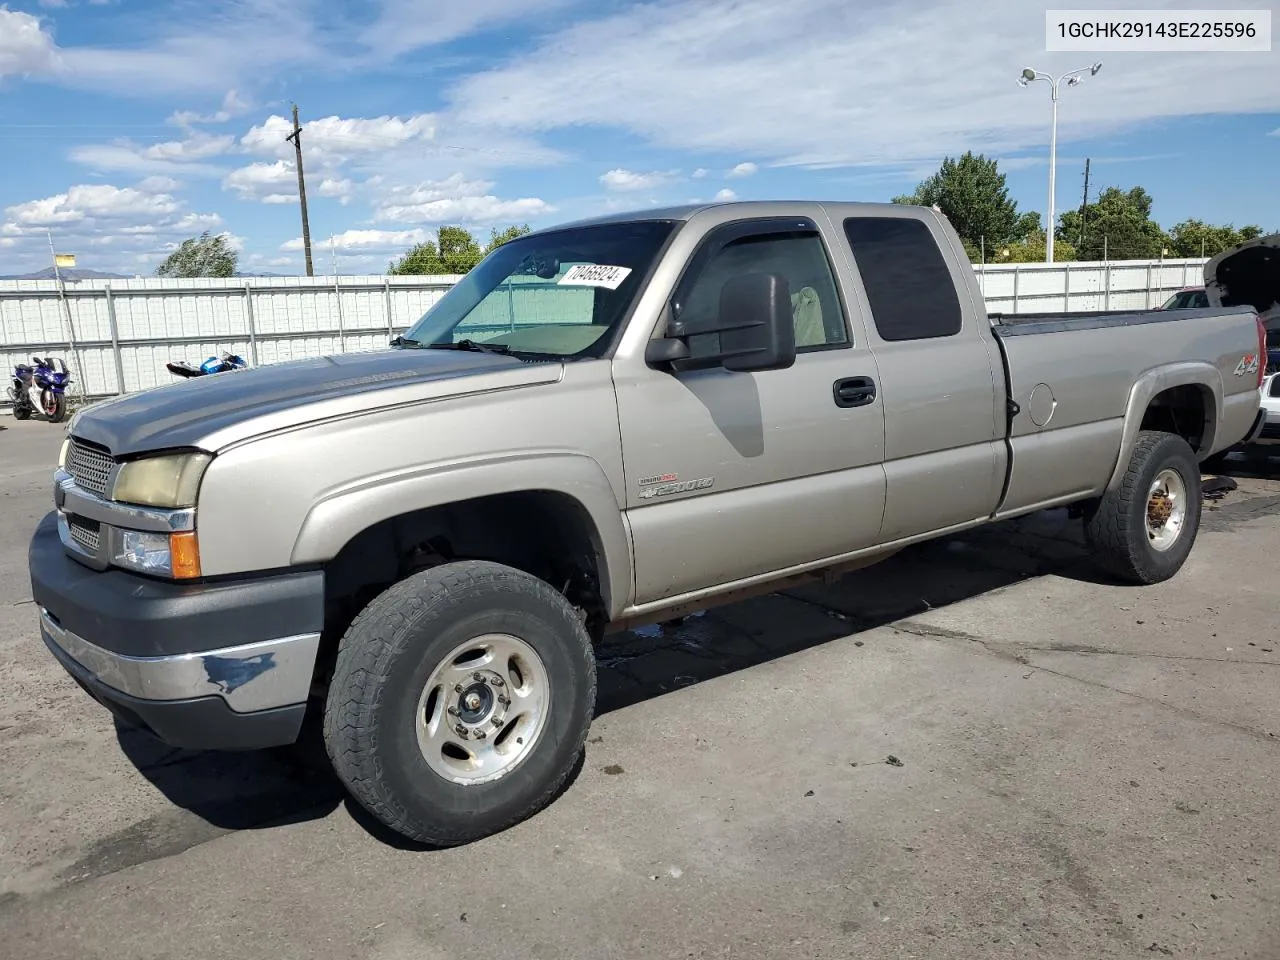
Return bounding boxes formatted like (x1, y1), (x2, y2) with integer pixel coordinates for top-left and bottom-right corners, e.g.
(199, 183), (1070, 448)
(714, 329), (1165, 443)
(1165, 219), (1266, 259)
(155, 231), (238, 278)
(991, 228), (1078, 263)
(388, 224), (532, 275)
(388, 239), (443, 275)
(485, 224), (531, 253)
(1057, 186), (1167, 260)
(892, 152), (1037, 254)
(437, 225), (484, 273)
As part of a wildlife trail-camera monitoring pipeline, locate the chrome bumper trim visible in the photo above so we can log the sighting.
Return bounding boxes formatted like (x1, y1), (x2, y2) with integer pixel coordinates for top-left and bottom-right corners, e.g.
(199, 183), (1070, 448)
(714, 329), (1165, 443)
(54, 468), (195, 532)
(40, 608), (320, 714)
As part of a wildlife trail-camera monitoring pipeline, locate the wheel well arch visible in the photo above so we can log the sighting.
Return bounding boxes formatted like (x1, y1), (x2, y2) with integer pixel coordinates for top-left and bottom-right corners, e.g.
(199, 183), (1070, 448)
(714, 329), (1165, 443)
(1139, 382), (1215, 453)
(315, 489), (614, 687)
(1106, 365), (1221, 492)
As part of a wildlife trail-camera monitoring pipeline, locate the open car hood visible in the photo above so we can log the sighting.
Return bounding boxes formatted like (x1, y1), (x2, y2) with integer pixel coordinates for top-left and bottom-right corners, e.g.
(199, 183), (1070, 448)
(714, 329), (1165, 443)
(1204, 232), (1280, 335)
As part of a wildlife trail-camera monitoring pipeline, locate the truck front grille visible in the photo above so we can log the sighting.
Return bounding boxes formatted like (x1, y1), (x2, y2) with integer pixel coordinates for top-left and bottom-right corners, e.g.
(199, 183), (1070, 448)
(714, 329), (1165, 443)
(66, 439), (114, 497)
(67, 515), (102, 553)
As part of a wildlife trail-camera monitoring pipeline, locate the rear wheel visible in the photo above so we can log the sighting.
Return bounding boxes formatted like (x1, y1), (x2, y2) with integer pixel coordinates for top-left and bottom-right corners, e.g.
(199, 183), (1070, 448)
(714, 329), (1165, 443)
(323, 560), (597, 846)
(1084, 430), (1202, 584)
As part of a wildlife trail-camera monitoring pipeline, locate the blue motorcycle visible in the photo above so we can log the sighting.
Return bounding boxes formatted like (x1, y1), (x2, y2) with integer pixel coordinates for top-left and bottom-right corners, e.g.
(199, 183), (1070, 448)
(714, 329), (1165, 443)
(165, 352), (249, 379)
(8, 355), (71, 423)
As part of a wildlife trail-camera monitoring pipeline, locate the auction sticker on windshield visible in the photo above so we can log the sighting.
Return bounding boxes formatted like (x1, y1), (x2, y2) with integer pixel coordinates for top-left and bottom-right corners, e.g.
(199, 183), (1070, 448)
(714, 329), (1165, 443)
(558, 264), (633, 290)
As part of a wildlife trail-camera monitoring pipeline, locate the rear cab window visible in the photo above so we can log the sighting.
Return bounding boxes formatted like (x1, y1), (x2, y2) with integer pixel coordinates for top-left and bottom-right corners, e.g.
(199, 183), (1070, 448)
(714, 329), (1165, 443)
(841, 217), (963, 342)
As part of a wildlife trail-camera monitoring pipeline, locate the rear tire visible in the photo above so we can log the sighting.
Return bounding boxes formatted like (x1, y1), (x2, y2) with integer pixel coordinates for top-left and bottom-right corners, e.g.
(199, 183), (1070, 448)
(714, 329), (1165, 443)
(323, 560), (597, 846)
(1084, 430), (1202, 585)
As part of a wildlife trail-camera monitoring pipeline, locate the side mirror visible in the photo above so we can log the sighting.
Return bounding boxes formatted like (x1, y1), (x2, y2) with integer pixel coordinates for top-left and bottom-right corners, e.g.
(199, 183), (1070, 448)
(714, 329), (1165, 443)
(716, 272), (796, 372)
(645, 272), (797, 372)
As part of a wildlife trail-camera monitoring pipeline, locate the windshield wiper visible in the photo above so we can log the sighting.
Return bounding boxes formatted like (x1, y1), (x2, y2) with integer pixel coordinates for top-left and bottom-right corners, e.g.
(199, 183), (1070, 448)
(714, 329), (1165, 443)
(389, 335), (421, 348)
(426, 339), (511, 355)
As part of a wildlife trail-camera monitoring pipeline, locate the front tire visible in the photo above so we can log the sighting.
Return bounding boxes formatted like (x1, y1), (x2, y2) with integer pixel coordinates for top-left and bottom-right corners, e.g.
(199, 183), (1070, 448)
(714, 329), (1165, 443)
(44, 391), (67, 423)
(1084, 430), (1202, 584)
(323, 560), (597, 846)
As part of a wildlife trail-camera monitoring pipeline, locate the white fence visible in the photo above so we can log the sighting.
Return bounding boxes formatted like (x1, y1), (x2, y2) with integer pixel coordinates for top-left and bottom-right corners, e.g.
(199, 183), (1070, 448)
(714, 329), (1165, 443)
(1, 257), (1210, 400)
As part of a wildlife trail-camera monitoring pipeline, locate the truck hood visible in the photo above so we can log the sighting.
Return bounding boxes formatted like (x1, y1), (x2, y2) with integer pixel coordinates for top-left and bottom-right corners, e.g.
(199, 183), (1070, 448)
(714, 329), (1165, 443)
(1204, 232), (1280, 333)
(70, 348), (563, 456)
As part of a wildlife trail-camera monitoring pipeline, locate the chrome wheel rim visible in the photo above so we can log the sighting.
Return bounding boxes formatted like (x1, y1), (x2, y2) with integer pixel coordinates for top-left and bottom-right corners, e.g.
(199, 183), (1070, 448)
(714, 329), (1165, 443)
(415, 633), (550, 785)
(1146, 468), (1187, 553)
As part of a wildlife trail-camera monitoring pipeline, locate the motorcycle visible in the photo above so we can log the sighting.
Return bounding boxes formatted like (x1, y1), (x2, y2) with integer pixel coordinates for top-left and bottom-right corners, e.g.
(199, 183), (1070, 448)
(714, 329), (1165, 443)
(8, 355), (71, 423)
(165, 352), (249, 379)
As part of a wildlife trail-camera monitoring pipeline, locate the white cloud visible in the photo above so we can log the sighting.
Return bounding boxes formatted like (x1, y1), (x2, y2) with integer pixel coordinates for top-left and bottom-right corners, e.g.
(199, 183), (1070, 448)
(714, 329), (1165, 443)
(9, 1), (324, 96)
(599, 168), (680, 192)
(371, 173), (553, 224)
(282, 228), (432, 253)
(726, 162), (757, 178)
(222, 160), (297, 204)
(168, 89), (251, 126)
(317, 177), (355, 205)
(692, 168), (708, 179)
(0, 7), (62, 76)
(5, 184), (182, 228)
(137, 175), (183, 193)
(69, 131), (235, 177)
(713, 188), (737, 201)
(240, 112), (437, 165)
(1269, 128), (1280, 137)
(0, 180), (225, 273)
(359, 0), (577, 59)
(447, 0), (1280, 170)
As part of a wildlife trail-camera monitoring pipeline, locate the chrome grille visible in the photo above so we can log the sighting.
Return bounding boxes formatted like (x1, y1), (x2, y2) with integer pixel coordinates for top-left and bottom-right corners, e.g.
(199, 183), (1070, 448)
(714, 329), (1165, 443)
(66, 439), (114, 496)
(68, 515), (101, 553)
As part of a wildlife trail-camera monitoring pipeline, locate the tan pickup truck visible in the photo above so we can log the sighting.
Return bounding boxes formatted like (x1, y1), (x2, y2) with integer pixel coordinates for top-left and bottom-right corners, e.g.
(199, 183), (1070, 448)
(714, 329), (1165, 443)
(30, 201), (1267, 845)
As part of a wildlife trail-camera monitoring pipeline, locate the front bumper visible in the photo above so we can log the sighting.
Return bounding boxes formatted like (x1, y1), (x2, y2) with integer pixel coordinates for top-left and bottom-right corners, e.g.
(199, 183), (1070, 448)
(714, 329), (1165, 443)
(29, 511), (326, 751)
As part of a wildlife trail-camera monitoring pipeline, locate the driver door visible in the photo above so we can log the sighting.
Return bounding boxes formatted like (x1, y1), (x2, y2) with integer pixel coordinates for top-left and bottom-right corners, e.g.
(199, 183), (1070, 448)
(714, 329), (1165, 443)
(613, 217), (888, 607)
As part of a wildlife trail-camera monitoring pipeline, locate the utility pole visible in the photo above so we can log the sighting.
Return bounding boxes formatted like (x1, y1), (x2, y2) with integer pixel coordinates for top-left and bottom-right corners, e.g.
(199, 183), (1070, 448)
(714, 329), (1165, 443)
(285, 103), (314, 277)
(1078, 158), (1091, 249)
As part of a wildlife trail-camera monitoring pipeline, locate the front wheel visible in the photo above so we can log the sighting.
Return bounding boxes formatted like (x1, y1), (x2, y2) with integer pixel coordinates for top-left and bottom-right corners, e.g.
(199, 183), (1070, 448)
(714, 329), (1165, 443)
(323, 560), (597, 846)
(42, 390), (67, 423)
(1083, 430), (1202, 584)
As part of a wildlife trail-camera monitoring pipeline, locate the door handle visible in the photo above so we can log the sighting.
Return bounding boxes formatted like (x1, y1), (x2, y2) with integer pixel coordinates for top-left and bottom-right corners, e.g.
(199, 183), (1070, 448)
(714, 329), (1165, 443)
(833, 376), (877, 408)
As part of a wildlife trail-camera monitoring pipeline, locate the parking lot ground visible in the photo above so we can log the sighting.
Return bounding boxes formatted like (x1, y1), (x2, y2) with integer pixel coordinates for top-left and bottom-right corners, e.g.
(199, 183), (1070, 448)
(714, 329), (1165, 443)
(1, 415), (1278, 959)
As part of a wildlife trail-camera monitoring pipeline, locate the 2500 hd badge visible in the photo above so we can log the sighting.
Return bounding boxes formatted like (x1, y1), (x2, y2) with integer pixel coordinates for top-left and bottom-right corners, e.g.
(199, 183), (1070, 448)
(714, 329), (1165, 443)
(637, 476), (715, 499)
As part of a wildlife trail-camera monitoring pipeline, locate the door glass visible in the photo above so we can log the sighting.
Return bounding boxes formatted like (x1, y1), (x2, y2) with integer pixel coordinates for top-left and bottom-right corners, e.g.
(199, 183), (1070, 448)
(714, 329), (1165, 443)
(676, 231), (850, 359)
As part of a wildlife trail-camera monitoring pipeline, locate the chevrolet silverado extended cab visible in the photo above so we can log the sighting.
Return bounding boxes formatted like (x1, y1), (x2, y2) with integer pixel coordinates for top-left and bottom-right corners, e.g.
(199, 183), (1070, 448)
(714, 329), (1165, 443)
(29, 201), (1267, 846)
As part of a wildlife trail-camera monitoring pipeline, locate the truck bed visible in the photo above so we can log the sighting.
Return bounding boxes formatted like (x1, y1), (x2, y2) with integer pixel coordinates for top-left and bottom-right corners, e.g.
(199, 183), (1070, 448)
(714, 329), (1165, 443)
(988, 306), (1249, 337)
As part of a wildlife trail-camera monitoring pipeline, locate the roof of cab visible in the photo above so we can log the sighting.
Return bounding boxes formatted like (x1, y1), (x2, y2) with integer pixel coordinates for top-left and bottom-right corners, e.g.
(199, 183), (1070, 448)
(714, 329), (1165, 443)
(538, 199), (927, 233)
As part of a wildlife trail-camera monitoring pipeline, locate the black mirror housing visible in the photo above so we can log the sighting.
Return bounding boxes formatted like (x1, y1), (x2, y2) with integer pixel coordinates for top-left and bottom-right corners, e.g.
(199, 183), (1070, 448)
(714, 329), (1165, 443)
(716, 272), (796, 371)
(647, 271), (797, 372)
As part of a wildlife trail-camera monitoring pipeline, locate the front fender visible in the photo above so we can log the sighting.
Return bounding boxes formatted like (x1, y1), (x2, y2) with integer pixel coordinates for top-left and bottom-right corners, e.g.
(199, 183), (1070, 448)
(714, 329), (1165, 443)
(1105, 362), (1222, 492)
(290, 451), (634, 617)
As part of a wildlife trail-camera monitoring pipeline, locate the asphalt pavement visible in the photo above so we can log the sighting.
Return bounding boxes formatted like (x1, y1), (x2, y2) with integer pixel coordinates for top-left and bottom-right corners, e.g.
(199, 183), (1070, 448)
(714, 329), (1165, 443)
(1, 413), (1278, 959)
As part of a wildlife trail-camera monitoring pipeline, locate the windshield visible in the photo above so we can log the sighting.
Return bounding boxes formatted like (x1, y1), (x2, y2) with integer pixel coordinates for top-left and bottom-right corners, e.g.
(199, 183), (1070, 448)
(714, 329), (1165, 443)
(1161, 289), (1208, 309)
(399, 220), (678, 359)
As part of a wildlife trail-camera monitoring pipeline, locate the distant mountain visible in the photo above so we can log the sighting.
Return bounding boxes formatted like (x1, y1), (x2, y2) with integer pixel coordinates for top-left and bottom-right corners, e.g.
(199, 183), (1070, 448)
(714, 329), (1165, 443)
(0, 267), (134, 281)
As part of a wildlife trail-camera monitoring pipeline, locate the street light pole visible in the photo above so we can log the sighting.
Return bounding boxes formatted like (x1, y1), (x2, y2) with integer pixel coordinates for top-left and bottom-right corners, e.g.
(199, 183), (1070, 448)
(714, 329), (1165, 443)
(1019, 62), (1102, 263)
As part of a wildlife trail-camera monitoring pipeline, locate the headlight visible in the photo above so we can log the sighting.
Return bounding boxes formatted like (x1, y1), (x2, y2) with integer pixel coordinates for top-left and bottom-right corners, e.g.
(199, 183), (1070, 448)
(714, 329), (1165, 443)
(112, 452), (211, 508)
(57, 438), (70, 470)
(114, 530), (202, 579)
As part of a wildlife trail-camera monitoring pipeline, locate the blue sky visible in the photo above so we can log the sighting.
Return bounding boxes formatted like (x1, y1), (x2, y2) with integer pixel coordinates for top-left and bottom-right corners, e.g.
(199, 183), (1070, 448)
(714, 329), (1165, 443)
(1, 0), (1277, 275)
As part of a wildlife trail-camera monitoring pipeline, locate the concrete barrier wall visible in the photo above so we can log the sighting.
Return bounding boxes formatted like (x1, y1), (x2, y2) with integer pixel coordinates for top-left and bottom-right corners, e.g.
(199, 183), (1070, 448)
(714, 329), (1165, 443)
(1, 257), (1210, 399)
